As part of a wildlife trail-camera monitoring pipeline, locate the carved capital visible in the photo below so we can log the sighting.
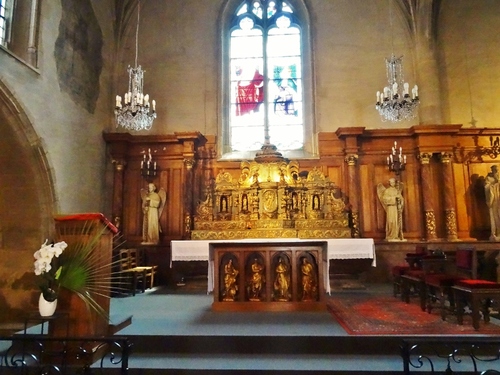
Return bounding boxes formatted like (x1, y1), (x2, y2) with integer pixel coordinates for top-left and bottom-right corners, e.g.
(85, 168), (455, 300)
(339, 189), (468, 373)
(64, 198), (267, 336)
(439, 152), (453, 164)
(184, 158), (196, 170)
(345, 154), (358, 166)
(112, 159), (127, 171)
(418, 153), (433, 165)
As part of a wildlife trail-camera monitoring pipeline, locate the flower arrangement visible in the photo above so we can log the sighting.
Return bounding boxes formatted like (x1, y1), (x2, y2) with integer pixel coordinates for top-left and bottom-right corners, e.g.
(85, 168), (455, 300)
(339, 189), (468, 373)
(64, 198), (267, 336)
(33, 222), (118, 320)
(34, 240), (68, 302)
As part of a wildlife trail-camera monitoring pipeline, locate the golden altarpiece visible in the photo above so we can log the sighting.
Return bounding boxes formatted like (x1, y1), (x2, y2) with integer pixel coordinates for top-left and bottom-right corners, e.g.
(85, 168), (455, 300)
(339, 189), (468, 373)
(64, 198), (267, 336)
(192, 152), (351, 240)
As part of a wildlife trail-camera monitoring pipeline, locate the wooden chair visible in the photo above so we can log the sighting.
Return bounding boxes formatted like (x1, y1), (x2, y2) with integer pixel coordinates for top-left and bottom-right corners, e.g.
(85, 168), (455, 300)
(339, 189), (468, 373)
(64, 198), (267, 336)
(392, 245), (427, 298)
(134, 248), (158, 289)
(401, 253), (446, 311)
(116, 249), (147, 296)
(423, 247), (484, 320)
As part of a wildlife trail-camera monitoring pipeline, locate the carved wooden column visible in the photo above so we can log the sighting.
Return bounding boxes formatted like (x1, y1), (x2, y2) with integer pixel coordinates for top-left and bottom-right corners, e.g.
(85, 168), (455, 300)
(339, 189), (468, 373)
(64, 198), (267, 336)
(345, 154), (360, 238)
(111, 159), (127, 231)
(439, 152), (458, 241)
(183, 157), (195, 239)
(417, 152), (437, 241)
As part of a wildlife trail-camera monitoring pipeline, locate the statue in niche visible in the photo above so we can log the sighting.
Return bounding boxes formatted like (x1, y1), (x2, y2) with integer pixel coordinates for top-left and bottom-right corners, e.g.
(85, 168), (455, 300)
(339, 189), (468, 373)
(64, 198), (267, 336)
(140, 183), (166, 245)
(300, 257), (318, 301)
(222, 259), (239, 301)
(273, 257), (290, 302)
(485, 165), (500, 241)
(220, 196), (228, 213)
(312, 194), (320, 210)
(241, 194), (249, 212)
(377, 178), (405, 241)
(247, 258), (265, 301)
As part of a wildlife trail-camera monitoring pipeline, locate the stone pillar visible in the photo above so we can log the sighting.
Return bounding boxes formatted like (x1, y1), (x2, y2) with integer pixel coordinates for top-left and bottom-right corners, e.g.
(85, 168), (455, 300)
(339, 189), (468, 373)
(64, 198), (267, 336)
(439, 152), (458, 241)
(417, 152), (437, 241)
(345, 154), (360, 238)
(111, 159), (126, 231)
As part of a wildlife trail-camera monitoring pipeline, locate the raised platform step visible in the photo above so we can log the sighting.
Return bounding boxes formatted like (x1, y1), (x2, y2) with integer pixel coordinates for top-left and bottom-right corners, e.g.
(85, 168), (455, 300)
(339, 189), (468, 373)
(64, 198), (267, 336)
(128, 335), (405, 356)
(124, 353), (403, 374)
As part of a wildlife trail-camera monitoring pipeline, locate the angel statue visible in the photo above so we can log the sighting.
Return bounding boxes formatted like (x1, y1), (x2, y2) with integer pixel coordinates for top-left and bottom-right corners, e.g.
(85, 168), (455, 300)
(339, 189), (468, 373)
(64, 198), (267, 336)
(140, 183), (166, 245)
(377, 178), (405, 241)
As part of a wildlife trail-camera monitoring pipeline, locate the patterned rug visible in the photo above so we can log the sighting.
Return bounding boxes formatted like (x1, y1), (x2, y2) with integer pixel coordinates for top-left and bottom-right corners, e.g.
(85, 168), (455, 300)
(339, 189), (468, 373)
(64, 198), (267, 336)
(326, 293), (500, 335)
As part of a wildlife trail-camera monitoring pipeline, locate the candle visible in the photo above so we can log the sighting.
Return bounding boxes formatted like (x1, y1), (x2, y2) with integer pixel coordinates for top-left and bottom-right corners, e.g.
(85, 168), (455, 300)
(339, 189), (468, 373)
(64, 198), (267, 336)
(376, 91), (380, 102)
(404, 155), (407, 163)
(399, 147), (402, 155)
(387, 156), (390, 165)
(141, 160), (144, 169)
(152, 100), (156, 111)
(154, 162), (157, 170)
(144, 94), (149, 106)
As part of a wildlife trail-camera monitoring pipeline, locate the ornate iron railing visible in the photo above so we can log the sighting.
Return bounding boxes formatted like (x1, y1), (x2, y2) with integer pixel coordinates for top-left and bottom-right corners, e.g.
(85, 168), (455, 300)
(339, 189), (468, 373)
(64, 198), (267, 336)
(0, 335), (132, 374)
(401, 338), (500, 375)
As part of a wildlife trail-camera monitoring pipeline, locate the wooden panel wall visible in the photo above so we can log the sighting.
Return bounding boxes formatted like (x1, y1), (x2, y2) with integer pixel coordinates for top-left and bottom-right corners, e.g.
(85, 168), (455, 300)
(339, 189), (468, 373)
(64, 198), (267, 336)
(104, 126), (500, 283)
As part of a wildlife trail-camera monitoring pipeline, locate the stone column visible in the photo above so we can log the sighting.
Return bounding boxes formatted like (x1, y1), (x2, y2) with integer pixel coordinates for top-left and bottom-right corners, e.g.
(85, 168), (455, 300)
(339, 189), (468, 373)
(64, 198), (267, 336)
(439, 152), (458, 241)
(111, 159), (126, 231)
(417, 152), (437, 241)
(345, 154), (360, 238)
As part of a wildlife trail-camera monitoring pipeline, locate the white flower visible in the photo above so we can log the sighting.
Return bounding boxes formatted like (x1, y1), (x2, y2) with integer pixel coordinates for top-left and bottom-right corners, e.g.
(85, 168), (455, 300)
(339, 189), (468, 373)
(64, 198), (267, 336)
(33, 240), (67, 275)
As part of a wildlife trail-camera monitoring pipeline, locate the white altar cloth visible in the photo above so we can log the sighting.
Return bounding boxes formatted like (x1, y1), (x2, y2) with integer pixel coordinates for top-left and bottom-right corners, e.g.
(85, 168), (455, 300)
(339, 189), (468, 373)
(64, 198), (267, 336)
(170, 238), (375, 294)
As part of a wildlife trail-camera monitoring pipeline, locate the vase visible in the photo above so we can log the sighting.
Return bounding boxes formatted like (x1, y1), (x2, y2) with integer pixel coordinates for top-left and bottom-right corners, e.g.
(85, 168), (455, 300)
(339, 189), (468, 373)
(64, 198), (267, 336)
(38, 293), (57, 317)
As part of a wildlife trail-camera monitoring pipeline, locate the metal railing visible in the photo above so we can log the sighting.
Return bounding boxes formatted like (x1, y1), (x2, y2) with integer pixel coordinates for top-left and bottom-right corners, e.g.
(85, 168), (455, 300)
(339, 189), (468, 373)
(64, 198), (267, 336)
(401, 338), (500, 375)
(0, 335), (132, 374)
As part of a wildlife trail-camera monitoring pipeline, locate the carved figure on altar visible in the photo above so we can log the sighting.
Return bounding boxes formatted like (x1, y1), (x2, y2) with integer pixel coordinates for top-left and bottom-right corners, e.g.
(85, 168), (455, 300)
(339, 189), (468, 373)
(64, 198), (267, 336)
(312, 195), (320, 210)
(222, 259), (239, 301)
(140, 183), (166, 244)
(241, 194), (249, 212)
(485, 165), (500, 241)
(377, 178), (405, 241)
(300, 257), (317, 301)
(273, 257), (291, 301)
(221, 196), (229, 212)
(247, 258), (265, 301)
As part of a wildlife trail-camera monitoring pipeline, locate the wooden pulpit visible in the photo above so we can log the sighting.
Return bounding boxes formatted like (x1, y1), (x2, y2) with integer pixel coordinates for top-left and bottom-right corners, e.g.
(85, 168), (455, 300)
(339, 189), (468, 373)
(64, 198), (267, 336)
(51, 213), (119, 337)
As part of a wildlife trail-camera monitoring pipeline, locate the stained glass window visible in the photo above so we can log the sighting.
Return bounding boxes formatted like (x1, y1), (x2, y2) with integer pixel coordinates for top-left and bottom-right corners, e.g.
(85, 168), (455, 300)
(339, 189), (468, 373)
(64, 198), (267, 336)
(229, 0), (304, 153)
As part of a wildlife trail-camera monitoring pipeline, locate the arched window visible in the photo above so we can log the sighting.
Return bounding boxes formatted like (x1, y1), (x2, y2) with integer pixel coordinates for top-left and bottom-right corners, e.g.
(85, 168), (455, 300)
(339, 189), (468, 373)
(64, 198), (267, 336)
(0, 0), (40, 67)
(221, 0), (315, 160)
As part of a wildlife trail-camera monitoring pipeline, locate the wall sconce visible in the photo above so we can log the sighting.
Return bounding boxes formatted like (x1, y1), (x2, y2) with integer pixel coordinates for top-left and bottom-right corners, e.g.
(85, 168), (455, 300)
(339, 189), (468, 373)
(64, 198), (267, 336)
(485, 136), (500, 158)
(387, 141), (406, 176)
(141, 148), (157, 179)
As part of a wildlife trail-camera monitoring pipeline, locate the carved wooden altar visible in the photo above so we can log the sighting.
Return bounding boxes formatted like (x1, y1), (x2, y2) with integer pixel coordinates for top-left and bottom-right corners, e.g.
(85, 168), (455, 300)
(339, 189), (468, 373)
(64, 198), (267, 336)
(210, 241), (327, 311)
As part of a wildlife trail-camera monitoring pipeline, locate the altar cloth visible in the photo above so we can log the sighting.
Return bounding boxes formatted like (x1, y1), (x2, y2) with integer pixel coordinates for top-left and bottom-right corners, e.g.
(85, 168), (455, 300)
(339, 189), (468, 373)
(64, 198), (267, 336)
(170, 238), (375, 294)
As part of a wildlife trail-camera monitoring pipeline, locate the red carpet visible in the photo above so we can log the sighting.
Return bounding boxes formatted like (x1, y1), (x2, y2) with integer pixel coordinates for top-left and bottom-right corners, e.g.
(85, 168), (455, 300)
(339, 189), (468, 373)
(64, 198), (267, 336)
(326, 293), (500, 335)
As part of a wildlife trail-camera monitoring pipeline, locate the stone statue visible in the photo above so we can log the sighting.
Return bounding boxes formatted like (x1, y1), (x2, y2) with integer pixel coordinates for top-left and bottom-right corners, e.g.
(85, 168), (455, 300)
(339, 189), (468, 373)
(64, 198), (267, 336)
(140, 183), (166, 245)
(377, 178), (405, 241)
(485, 165), (500, 241)
(300, 257), (317, 301)
(273, 257), (290, 301)
(222, 259), (239, 301)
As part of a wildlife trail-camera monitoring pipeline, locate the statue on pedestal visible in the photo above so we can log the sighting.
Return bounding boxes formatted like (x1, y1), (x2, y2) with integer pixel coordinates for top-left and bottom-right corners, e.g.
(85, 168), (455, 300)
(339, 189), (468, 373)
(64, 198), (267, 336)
(140, 183), (166, 245)
(377, 178), (405, 241)
(485, 165), (500, 241)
